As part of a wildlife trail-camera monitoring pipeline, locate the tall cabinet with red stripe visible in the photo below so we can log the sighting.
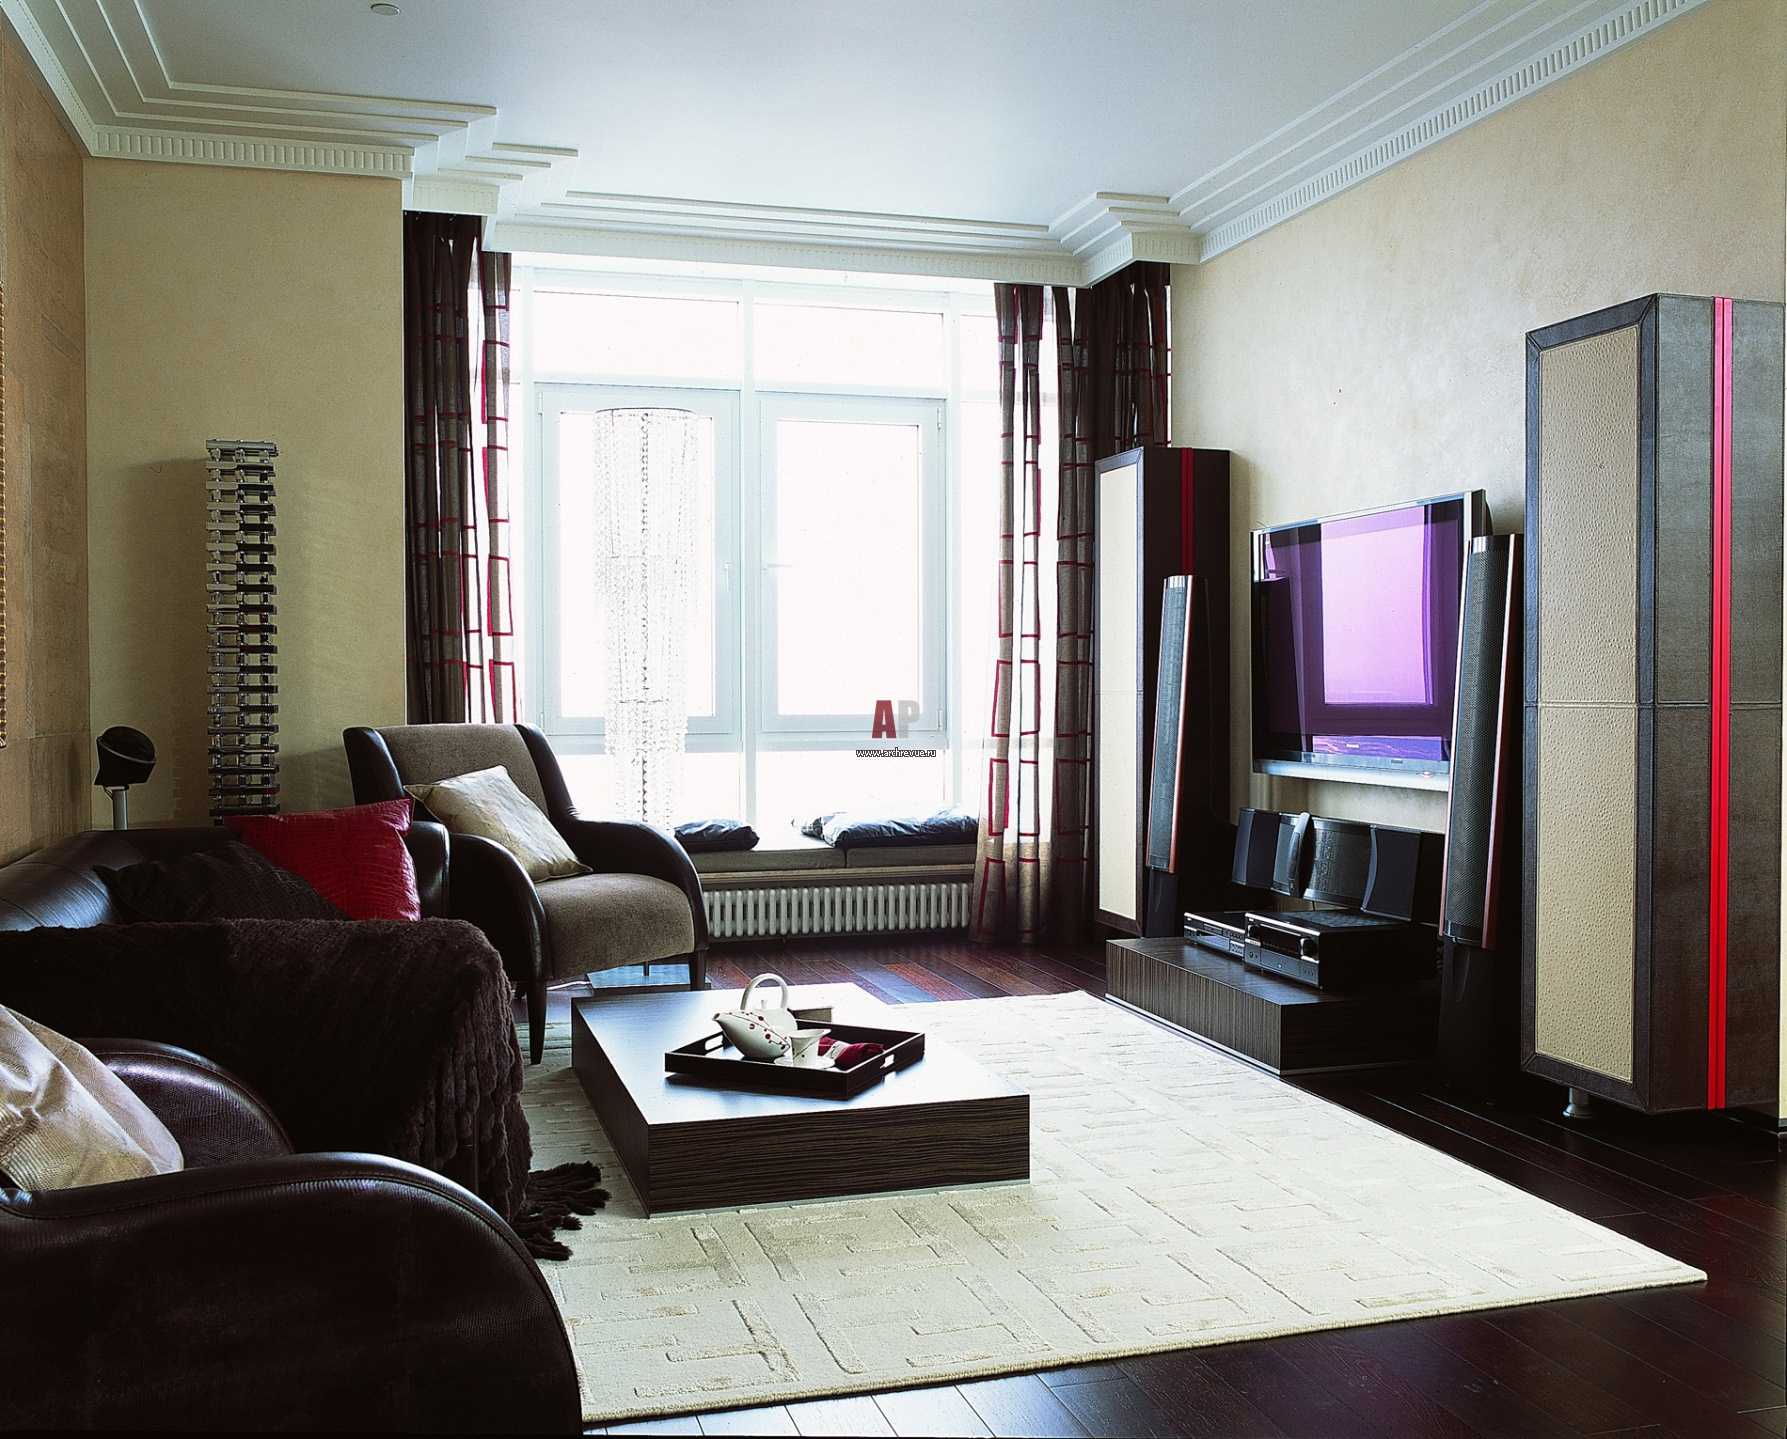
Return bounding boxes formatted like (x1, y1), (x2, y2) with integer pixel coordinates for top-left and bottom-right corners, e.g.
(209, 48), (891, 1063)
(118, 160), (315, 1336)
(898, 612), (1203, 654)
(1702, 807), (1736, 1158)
(1525, 294), (1783, 1115)
(1092, 446), (1230, 937)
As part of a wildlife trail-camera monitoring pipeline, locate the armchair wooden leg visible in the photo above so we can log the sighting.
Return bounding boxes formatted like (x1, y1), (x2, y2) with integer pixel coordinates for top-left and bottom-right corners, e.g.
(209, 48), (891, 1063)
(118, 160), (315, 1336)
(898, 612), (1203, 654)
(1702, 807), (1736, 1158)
(688, 949), (708, 992)
(527, 979), (547, 1065)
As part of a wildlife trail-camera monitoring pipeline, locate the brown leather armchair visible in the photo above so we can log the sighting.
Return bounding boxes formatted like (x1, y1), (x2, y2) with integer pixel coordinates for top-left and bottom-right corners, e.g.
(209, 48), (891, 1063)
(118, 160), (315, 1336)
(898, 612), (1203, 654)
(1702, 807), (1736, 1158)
(0, 1039), (579, 1432)
(343, 724), (708, 1064)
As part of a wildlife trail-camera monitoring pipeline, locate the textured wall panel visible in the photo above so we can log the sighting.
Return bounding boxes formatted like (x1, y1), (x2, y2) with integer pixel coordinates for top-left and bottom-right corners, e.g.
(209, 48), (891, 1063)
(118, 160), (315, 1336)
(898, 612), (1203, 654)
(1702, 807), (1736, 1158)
(85, 162), (404, 821)
(1730, 300), (1785, 707)
(1654, 296), (1712, 705)
(1537, 327), (1639, 707)
(1727, 702), (1784, 1105)
(1648, 703), (1710, 1111)
(0, 14), (89, 864)
(1534, 703), (1636, 1083)
(1096, 462), (1140, 923)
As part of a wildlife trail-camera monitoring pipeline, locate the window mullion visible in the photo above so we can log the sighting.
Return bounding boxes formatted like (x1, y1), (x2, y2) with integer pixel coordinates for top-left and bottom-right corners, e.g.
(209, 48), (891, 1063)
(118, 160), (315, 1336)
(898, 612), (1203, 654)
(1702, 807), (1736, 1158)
(740, 283), (762, 827)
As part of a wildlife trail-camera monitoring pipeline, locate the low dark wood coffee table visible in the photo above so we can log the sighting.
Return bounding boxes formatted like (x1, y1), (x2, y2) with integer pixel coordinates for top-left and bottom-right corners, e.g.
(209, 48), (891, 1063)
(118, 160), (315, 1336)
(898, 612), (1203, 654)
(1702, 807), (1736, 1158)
(571, 982), (1029, 1214)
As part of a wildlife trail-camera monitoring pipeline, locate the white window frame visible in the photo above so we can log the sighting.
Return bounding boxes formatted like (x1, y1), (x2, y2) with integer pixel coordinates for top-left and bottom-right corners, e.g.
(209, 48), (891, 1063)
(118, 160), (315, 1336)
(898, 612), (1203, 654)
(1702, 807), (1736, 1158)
(518, 263), (994, 823)
(756, 392), (947, 740)
(535, 382), (741, 748)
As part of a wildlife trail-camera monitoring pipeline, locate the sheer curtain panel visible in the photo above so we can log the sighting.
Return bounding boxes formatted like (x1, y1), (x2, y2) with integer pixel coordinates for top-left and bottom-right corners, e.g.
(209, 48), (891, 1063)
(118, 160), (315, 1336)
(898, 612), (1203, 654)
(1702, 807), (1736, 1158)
(971, 284), (1047, 941)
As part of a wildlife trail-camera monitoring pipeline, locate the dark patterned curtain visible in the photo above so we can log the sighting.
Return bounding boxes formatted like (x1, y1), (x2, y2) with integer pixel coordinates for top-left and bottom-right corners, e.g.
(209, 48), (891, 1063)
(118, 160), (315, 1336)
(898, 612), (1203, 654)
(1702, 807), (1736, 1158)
(970, 284), (1045, 941)
(403, 213), (517, 723)
(1084, 260), (1171, 455)
(973, 264), (1170, 944)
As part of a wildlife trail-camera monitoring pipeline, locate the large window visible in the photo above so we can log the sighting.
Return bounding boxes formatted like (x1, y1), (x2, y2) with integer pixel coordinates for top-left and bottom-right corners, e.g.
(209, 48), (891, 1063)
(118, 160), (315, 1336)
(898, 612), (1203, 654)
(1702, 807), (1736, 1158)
(537, 386), (733, 735)
(517, 269), (999, 827)
(759, 396), (944, 731)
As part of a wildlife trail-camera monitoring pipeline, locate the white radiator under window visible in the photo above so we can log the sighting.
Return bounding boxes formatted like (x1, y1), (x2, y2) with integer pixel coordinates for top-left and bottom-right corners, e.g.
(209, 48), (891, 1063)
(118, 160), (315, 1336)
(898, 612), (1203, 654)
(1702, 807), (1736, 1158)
(703, 881), (971, 941)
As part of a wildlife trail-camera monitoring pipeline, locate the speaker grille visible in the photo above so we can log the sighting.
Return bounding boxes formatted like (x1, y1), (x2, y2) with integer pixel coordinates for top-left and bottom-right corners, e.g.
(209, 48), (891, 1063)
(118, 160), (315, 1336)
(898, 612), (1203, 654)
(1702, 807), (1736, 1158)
(1145, 578), (1192, 870)
(1305, 817), (1371, 906)
(1442, 536), (1516, 945)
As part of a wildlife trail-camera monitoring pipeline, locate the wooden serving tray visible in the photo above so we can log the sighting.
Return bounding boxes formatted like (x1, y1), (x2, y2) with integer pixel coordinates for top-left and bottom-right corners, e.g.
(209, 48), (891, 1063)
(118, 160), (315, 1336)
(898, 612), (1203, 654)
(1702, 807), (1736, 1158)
(665, 1021), (926, 1098)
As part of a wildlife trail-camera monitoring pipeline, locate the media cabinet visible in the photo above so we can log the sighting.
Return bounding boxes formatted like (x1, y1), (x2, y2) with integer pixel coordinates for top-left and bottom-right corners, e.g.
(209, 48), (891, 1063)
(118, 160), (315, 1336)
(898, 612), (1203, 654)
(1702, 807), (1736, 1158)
(1106, 936), (1437, 1074)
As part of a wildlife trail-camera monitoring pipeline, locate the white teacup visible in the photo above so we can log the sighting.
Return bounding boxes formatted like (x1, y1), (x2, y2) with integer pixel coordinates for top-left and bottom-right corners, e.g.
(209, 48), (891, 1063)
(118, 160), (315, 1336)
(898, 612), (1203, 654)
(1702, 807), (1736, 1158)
(786, 1029), (830, 1067)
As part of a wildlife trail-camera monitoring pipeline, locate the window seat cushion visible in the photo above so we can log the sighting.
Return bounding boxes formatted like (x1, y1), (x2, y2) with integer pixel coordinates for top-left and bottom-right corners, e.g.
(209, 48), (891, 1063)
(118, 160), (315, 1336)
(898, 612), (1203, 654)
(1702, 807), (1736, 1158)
(690, 834), (841, 876)
(797, 806), (978, 850)
(690, 835), (976, 879)
(674, 819), (760, 854)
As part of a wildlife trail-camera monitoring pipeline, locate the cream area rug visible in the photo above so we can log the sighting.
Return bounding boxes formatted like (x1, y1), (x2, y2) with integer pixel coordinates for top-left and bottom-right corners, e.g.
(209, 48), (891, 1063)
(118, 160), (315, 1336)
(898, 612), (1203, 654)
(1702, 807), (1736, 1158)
(521, 991), (1703, 1425)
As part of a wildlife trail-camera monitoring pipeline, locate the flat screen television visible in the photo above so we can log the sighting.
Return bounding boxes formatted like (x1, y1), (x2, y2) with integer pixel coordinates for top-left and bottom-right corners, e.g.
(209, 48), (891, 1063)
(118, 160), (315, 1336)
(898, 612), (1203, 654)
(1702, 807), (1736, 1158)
(1251, 491), (1489, 789)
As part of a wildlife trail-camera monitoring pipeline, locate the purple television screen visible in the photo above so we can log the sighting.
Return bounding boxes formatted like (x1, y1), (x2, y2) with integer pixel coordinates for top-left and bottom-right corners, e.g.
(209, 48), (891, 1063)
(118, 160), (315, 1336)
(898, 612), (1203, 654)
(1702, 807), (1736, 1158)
(1251, 493), (1485, 779)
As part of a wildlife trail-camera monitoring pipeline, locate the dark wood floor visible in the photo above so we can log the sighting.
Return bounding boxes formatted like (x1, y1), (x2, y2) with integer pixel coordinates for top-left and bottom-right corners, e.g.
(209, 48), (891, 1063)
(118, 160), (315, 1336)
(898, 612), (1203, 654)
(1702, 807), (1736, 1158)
(550, 937), (1786, 1439)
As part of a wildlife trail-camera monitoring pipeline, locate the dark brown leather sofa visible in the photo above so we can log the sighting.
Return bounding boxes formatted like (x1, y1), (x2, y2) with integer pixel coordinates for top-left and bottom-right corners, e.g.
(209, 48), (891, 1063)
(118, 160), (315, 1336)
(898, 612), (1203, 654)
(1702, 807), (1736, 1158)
(345, 723), (709, 1064)
(0, 827), (581, 1432)
(0, 822), (449, 930)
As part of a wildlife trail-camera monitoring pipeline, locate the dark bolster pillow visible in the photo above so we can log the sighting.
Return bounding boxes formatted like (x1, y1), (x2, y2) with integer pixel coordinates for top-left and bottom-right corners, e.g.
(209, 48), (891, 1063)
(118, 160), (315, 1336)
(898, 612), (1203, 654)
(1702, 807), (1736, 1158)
(674, 819), (761, 854)
(97, 842), (346, 922)
(799, 807), (978, 850)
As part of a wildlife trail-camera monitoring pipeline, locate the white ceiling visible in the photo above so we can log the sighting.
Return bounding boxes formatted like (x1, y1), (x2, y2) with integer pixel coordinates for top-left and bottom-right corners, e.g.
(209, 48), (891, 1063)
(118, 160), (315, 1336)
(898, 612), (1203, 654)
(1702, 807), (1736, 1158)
(4, 0), (1708, 281)
(143, 0), (1478, 223)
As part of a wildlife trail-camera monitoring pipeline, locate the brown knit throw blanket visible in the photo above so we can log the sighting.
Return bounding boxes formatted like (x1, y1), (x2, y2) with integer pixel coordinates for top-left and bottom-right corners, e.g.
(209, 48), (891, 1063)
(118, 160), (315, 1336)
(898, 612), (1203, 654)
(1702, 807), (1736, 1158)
(0, 918), (604, 1258)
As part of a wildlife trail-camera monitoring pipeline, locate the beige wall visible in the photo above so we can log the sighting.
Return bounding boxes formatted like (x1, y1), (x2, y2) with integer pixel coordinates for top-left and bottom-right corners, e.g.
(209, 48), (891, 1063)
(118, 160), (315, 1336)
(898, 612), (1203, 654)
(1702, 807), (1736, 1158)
(0, 13), (88, 862)
(1174, 0), (1785, 835)
(1173, 0), (1786, 1111)
(85, 161), (405, 823)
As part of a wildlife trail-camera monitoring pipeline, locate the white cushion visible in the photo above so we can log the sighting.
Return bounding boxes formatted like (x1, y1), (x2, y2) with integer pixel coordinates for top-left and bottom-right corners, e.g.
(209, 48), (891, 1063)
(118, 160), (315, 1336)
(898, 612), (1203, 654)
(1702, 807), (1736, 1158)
(406, 764), (591, 883)
(0, 1006), (183, 1190)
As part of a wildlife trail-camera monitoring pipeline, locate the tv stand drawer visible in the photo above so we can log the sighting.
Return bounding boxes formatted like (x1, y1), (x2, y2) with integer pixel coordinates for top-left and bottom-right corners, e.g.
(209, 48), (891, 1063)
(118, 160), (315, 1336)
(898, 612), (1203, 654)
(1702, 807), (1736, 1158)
(1106, 937), (1436, 1075)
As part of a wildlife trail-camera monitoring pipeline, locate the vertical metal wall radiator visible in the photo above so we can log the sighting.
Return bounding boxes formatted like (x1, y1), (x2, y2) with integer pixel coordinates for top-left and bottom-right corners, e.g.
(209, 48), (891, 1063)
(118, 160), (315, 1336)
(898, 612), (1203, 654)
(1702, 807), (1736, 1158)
(206, 439), (281, 819)
(702, 881), (971, 941)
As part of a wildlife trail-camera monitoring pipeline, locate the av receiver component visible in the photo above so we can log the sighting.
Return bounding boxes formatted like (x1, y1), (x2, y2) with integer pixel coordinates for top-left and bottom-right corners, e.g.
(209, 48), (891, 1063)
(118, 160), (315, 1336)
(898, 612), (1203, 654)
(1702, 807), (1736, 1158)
(1242, 910), (1433, 991)
(1182, 908), (1249, 959)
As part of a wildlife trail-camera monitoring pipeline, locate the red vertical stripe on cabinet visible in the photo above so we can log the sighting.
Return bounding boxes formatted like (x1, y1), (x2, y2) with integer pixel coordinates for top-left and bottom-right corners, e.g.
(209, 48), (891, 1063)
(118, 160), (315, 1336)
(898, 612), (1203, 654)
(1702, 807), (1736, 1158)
(1179, 450), (1196, 571)
(1708, 297), (1733, 1111)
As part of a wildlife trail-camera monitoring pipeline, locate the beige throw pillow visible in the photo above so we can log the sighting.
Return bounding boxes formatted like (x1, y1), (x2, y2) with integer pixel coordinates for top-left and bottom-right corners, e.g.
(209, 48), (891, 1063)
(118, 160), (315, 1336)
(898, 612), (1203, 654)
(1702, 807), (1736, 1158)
(0, 1006), (184, 1190)
(406, 765), (591, 883)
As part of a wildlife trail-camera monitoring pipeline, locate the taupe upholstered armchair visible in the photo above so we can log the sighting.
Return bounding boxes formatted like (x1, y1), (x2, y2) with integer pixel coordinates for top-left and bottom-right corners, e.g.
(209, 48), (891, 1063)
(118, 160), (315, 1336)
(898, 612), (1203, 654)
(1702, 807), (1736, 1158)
(344, 724), (708, 1062)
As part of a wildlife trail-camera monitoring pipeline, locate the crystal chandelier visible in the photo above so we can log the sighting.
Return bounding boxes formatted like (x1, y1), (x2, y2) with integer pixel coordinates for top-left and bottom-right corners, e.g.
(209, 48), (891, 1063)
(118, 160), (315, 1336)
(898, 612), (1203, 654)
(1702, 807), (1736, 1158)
(591, 408), (696, 829)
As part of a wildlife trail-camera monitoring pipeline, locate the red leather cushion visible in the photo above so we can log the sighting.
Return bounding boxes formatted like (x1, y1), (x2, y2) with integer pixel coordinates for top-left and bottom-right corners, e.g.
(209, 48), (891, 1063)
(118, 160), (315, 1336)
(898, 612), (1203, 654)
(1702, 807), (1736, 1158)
(227, 799), (420, 921)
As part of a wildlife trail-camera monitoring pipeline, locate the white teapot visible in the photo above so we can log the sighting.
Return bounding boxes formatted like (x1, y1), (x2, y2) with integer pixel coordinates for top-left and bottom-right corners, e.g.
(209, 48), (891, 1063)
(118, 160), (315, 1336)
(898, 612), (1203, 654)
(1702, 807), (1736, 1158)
(713, 1008), (792, 1060)
(714, 973), (828, 1062)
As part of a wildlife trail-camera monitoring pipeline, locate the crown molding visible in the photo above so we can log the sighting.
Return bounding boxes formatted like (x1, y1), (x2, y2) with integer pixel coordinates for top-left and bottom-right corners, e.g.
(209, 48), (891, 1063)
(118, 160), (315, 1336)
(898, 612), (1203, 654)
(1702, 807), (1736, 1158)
(0, 0), (99, 148)
(1050, 194), (1203, 282)
(90, 126), (414, 176)
(0, 0), (1709, 280)
(490, 220), (1084, 286)
(0, 0), (539, 188)
(1178, 0), (1711, 260)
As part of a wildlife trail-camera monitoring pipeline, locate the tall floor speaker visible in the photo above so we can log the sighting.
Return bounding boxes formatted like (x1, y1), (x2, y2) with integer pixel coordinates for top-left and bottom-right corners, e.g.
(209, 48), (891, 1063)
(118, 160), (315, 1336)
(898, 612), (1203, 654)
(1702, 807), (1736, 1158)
(1141, 576), (1229, 934)
(1095, 447), (1230, 935)
(1525, 294), (1783, 1114)
(1439, 534), (1521, 1093)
